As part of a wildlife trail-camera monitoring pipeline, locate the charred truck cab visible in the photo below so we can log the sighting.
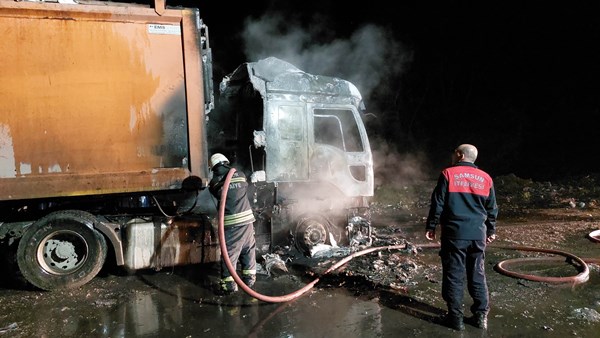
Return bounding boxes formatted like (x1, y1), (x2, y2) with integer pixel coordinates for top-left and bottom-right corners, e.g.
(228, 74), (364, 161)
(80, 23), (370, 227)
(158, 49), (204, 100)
(209, 57), (374, 256)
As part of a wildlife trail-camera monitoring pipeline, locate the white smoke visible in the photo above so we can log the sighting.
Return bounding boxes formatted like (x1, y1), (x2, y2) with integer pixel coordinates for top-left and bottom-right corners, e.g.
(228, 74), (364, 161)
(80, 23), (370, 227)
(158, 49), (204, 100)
(240, 12), (410, 104)
(239, 10), (430, 200)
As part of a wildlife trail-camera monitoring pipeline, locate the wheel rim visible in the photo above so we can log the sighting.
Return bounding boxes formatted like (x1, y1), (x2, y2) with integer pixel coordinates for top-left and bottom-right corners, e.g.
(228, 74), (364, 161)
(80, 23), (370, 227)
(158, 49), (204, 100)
(36, 230), (88, 275)
(295, 218), (329, 255)
(301, 220), (327, 247)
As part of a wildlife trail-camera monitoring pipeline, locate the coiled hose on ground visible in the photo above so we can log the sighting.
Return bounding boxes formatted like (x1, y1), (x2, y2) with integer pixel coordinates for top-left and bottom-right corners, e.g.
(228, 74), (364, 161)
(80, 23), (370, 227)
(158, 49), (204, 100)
(219, 168), (600, 302)
(490, 245), (594, 284)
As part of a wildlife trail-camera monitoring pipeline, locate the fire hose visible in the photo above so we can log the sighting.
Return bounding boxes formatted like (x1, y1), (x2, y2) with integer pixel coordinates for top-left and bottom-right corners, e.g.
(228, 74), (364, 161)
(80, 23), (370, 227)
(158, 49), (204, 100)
(490, 245), (594, 284)
(218, 169), (600, 302)
(588, 229), (600, 243)
(218, 168), (439, 303)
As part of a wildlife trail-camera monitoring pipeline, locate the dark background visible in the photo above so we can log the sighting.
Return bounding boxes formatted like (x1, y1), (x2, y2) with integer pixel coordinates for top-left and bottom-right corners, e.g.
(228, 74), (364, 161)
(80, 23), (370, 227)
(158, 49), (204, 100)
(176, 0), (600, 181)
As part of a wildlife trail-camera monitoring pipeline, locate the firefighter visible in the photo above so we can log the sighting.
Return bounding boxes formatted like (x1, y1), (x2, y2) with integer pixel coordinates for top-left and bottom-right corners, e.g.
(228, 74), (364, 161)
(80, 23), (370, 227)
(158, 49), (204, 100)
(425, 144), (498, 331)
(208, 153), (257, 294)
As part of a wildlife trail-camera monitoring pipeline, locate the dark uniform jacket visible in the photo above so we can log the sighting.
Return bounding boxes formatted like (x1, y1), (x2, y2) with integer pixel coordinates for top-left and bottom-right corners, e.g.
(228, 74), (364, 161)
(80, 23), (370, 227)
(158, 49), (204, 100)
(209, 165), (256, 227)
(426, 162), (498, 240)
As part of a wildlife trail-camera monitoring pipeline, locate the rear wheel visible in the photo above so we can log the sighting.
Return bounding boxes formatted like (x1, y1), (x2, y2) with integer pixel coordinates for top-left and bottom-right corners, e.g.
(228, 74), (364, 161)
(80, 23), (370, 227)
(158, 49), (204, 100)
(17, 210), (107, 291)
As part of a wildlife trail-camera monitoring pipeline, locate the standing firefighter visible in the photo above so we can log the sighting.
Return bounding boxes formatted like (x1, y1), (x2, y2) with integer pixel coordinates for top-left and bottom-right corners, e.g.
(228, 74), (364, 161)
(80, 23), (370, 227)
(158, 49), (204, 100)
(425, 144), (498, 331)
(208, 153), (257, 294)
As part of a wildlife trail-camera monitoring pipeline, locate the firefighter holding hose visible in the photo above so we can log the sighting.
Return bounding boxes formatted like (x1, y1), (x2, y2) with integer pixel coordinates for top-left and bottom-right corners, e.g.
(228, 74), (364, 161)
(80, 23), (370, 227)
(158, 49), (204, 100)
(208, 153), (257, 295)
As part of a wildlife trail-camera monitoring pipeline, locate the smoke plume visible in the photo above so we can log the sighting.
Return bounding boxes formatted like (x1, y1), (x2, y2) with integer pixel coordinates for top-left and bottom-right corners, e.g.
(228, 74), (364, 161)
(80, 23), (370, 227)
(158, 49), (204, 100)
(239, 10), (432, 190)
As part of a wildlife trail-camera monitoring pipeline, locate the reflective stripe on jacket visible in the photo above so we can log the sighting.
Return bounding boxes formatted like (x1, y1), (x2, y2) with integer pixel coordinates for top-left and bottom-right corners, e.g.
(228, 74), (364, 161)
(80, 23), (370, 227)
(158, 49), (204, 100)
(209, 166), (256, 227)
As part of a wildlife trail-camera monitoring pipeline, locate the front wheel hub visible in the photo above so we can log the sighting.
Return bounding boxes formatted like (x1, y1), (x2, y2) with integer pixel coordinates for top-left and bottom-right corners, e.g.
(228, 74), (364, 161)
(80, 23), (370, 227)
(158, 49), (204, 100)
(295, 218), (329, 255)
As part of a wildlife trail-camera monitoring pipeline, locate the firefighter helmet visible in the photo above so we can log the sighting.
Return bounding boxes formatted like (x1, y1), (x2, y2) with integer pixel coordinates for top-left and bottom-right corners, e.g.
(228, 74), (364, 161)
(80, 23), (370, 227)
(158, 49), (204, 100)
(210, 153), (229, 170)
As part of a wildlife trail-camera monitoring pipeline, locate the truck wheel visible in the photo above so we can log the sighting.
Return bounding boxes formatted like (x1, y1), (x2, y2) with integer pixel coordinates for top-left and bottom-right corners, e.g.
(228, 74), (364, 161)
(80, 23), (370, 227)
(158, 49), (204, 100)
(17, 210), (107, 291)
(294, 215), (332, 255)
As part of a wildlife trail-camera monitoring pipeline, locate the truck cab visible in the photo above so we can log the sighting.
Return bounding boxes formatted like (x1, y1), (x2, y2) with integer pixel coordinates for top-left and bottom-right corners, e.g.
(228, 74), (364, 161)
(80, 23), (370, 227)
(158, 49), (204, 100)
(208, 57), (374, 255)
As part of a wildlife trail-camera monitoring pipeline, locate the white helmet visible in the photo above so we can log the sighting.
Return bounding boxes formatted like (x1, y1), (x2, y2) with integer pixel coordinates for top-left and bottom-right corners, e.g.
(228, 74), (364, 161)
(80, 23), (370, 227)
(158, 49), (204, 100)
(209, 153), (229, 170)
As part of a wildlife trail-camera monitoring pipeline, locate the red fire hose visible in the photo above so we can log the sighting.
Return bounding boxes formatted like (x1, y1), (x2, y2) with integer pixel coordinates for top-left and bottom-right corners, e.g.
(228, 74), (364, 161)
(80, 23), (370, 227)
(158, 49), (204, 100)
(588, 229), (600, 243)
(217, 168), (440, 303)
(491, 245), (591, 284)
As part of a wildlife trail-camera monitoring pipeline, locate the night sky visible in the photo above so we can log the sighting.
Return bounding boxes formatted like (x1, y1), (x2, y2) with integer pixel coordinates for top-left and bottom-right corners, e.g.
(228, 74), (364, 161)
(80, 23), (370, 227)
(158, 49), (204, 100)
(190, 0), (600, 182)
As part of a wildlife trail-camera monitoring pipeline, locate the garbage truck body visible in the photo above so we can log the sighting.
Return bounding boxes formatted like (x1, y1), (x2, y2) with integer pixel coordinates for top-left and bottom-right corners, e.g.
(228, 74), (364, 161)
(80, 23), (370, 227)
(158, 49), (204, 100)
(0, 0), (374, 291)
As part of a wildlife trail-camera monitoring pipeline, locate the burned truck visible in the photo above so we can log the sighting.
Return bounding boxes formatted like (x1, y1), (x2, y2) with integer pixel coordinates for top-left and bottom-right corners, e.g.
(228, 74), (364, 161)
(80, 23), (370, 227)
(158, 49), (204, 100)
(208, 57), (374, 256)
(0, 0), (373, 291)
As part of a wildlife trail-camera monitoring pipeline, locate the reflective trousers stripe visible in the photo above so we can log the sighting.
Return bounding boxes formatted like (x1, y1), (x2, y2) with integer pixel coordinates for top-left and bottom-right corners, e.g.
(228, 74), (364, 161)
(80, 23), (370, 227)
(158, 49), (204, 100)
(224, 209), (255, 226)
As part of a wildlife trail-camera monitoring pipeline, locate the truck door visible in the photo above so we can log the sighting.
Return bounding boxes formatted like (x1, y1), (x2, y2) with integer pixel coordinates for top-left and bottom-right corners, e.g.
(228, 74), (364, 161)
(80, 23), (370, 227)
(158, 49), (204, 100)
(310, 105), (374, 198)
(264, 103), (309, 182)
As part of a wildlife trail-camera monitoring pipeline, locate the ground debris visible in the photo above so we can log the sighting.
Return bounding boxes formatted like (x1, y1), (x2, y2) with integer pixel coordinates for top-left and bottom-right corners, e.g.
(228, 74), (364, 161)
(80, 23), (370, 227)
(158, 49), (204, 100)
(261, 253), (289, 276)
(0, 322), (17, 334)
(330, 239), (425, 289)
(309, 244), (352, 258)
(571, 308), (600, 322)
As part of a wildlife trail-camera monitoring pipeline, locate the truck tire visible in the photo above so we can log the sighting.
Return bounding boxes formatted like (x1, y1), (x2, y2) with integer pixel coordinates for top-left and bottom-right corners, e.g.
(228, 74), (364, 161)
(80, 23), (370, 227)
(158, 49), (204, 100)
(16, 210), (107, 291)
(294, 215), (335, 256)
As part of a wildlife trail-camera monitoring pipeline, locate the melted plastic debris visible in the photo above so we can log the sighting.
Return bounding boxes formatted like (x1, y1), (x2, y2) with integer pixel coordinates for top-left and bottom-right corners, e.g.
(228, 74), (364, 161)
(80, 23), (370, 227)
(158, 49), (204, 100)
(262, 253), (289, 276)
(309, 244), (352, 259)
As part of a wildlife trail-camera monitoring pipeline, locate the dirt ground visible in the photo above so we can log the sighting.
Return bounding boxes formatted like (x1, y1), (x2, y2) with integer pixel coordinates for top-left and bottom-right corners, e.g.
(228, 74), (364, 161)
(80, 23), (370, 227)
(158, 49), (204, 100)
(334, 174), (600, 336)
(1, 174), (600, 337)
